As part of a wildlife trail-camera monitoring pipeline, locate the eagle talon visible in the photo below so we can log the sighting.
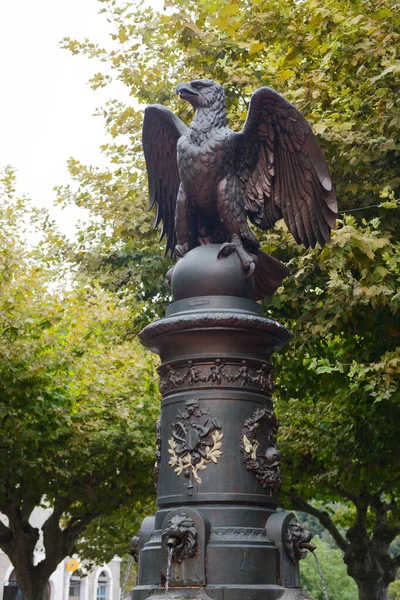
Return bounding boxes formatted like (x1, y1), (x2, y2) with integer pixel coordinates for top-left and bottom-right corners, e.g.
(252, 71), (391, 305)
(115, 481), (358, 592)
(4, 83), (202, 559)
(240, 253), (258, 278)
(217, 243), (236, 259)
(175, 243), (189, 258)
(245, 261), (256, 279)
(218, 239), (258, 279)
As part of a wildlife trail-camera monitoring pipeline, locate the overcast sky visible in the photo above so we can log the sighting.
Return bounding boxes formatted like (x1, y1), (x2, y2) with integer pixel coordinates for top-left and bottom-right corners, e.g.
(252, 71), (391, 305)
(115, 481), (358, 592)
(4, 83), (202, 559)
(0, 0), (160, 237)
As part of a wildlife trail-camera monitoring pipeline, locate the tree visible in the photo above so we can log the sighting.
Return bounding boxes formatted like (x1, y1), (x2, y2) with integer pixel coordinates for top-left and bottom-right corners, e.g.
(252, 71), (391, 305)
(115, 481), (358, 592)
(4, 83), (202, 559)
(0, 167), (159, 600)
(59, 0), (400, 598)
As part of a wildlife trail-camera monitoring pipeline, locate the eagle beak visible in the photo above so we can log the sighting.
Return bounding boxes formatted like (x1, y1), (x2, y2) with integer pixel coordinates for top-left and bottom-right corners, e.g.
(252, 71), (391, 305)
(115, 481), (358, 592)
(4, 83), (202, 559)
(176, 82), (199, 100)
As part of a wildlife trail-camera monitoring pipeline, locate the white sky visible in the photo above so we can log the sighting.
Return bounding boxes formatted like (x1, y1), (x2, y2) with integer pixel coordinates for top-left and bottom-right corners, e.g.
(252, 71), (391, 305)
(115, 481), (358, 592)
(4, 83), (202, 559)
(0, 0), (161, 237)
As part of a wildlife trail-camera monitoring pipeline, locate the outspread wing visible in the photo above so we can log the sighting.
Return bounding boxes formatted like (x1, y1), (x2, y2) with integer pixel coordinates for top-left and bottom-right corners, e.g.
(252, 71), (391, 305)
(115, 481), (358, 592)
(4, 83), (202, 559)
(142, 104), (188, 255)
(237, 88), (337, 248)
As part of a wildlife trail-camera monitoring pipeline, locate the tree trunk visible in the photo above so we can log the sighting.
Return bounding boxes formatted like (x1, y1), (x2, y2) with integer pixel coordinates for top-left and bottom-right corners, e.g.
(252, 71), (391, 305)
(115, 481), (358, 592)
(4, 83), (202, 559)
(19, 588), (49, 600)
(356, 580), (388, 600)
(0, 500), (91, 600)
(344, 519), (396, 600)
(17, 574), (50, 600)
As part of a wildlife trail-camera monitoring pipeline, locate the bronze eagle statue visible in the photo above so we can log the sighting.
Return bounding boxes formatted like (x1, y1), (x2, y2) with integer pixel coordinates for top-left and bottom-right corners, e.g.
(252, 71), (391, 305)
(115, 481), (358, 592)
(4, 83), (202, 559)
(142, 79), (337, 299)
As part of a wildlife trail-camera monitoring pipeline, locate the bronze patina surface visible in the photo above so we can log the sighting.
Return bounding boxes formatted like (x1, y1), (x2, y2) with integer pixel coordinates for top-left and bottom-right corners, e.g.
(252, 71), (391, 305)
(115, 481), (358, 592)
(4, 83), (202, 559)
(133, 247), (313, 600)
(142, 80), (337, 300)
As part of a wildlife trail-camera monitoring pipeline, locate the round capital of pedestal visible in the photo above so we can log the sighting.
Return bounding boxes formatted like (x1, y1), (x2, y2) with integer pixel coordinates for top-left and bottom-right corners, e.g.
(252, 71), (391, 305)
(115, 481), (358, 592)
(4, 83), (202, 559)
(171, 245), (255, 301)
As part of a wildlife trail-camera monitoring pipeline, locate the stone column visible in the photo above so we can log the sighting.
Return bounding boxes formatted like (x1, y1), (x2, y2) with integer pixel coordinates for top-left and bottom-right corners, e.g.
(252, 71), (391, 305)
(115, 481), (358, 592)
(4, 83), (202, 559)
(132, 246), (312, 600)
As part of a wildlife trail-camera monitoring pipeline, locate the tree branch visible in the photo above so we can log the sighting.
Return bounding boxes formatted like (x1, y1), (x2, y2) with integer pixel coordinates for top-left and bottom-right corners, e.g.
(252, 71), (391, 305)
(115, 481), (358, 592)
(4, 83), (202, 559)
(20, 495), (43, 522)
(53, 496), (74, 519)
(285, 488), (349, 552)
(369, 495), (400, 549)
(0, 501), (40, 574)
(0, 520), (13, 545)
(375, 475), (400, 497)
(62, 513), (97, 555)
(4, 501), (39, 545)
(36, 498), (78, 581)
(371, 495), (387, 525)
(41, 497), (73, 547)
(42, 501), (98, 560)
(68, 514), (96, 537)
(325, 484), (366, 507)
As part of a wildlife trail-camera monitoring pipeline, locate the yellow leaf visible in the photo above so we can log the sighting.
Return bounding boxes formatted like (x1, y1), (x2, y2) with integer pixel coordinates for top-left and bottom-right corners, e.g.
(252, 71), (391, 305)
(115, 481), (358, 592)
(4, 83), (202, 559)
(280, 69), (294, 78)
(219, 3), (240, 17)
(243, 435), (252, 453)
(193, 471), (201, 484)
(118, 28), (128, 44)
(314, 122), (327, 135)
(249, 41), (266, 55)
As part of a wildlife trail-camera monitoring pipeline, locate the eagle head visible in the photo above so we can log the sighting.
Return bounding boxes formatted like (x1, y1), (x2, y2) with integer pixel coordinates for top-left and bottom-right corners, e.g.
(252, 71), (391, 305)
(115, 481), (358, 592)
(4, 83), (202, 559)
(176, 79), (225, 109)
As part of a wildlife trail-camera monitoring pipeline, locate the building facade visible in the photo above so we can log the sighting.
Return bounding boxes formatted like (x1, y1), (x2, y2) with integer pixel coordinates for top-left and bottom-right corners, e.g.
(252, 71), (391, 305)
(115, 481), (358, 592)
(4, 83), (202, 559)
(0, 507), (121, 600)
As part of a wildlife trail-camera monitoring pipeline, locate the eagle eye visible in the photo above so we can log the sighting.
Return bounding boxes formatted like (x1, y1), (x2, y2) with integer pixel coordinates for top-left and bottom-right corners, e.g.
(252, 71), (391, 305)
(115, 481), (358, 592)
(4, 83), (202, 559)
(191, 81), (204, 90)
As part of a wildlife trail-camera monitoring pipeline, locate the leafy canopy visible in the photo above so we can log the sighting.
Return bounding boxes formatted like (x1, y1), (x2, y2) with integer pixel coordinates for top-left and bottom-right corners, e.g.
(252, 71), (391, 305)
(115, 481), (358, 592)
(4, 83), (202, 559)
(0, 166), (159, 580)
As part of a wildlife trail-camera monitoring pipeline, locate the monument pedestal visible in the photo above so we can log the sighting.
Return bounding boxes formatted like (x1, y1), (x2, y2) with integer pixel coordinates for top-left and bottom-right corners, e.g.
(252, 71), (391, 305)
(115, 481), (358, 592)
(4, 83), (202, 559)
(132, 246), (312, 600)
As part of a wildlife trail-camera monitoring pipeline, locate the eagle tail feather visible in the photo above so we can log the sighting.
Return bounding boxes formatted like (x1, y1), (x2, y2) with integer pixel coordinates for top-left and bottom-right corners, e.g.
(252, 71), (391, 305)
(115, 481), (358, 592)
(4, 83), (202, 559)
(253, 250), (289, 299)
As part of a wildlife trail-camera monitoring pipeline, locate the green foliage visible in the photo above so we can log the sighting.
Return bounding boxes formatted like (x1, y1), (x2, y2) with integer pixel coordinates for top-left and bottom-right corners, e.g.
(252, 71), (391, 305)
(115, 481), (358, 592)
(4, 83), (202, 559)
(0, 167), (160, 591)
(270, 213), (400, 500)
(75, 499), (155, 567)
(300, 538), (357, 600)
(389, 577), (400, 600)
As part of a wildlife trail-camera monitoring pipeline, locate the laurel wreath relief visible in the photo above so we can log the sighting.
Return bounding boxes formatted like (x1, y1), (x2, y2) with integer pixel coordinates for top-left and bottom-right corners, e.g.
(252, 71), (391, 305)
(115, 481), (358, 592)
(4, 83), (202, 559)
(242, 434), (259, 460)
(239, 408), (282, 492)
(168, 430), (224, 484)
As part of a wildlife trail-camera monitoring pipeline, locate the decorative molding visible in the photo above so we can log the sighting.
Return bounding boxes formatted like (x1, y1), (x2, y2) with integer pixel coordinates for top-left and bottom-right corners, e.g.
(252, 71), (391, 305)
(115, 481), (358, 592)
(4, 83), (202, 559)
(168, 399), (223, 492)
(211, 528), (267, 542)
(139, 312), (290, 349)
(240, 407), (282, 493)
(159, 359), (274, 394)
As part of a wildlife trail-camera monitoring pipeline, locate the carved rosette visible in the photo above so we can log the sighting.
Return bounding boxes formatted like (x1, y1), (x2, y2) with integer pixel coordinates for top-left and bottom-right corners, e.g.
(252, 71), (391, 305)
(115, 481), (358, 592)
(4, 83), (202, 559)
(159, 359), (274, 394)
(240, 407), (282, 493)
(168, 399), (223, 490)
